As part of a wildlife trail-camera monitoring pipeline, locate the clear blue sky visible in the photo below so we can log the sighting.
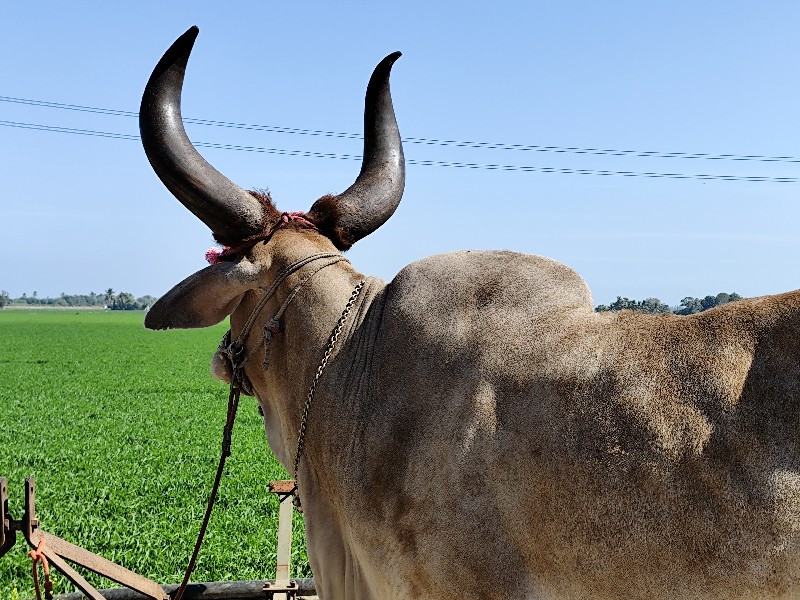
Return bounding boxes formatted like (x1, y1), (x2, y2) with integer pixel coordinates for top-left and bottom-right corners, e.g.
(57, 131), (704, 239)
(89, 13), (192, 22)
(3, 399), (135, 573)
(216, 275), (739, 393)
(2, 1), (798, 307)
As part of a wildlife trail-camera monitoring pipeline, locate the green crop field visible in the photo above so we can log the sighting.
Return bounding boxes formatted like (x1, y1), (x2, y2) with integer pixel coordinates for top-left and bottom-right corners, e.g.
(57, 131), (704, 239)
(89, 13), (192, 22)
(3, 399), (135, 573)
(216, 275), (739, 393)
(0, 310), (310, 598)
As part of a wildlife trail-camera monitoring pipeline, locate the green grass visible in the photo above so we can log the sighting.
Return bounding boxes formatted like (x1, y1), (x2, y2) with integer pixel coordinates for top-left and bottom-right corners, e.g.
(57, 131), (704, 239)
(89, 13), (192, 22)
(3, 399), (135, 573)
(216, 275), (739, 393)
(0, 310), (310, 598)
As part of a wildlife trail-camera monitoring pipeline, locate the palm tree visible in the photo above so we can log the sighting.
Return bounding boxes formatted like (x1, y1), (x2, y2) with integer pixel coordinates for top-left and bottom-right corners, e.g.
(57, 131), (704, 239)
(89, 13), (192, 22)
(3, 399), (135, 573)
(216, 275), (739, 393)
(105, 288), (116, 308)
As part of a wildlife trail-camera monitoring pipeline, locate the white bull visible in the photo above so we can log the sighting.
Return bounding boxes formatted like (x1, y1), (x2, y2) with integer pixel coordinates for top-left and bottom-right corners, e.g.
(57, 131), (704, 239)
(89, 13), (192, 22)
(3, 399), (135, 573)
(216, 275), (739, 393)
(141, 27), (800, 600)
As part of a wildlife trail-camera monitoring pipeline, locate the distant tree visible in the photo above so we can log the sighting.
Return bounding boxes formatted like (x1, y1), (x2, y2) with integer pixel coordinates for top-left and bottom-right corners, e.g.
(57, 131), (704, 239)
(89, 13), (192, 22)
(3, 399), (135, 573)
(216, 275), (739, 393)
(0, 290), (153, 308)
(700, 295), (718, 311)
(675, 292), (743, 314)
(715, 293), (731, 306)
(15, 292), (31, 305)
(719, 292), (741, 305)
(639, 297), (671, 314)
(608, 297), (638, 311)
(111, 292), (139, 310)
(675, 297), (703, 315)
(596, 296), (670, 314)
(0, 290), (9, 309)
(137, 295), (158, 310)
(105, 288), (116, 308)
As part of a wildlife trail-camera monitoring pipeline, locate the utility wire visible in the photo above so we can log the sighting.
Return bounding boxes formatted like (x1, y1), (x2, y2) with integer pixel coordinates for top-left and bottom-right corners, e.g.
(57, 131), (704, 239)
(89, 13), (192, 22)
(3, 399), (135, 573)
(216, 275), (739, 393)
(1, 119), (796, 183)
(2, 94), (798, 164)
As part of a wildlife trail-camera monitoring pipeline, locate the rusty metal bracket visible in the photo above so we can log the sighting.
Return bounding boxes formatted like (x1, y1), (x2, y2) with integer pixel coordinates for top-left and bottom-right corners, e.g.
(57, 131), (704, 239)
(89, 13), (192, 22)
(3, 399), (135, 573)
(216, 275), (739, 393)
(0, 476), (168, 600)
(1, 478), (15, 557)
(263, 579), (299, 600)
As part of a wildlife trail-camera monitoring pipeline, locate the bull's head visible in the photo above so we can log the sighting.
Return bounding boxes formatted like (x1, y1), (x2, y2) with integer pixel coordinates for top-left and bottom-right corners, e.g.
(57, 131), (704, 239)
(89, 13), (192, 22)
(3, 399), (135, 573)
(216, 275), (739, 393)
(140, 26), (403, 333)
(141, 29), (404, 466)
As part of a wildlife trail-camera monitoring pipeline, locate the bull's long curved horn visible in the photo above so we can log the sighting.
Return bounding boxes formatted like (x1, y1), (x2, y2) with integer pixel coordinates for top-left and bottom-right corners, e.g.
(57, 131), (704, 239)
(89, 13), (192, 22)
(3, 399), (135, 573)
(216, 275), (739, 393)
(314, 52), (405, 249)
(140, 27), (265, 244)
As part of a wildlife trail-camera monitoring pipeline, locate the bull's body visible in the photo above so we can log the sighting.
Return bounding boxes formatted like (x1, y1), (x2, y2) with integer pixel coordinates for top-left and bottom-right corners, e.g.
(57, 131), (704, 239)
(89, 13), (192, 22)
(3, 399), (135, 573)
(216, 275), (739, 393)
(273, 250), (800, 599)
(140, 28), (800, 599)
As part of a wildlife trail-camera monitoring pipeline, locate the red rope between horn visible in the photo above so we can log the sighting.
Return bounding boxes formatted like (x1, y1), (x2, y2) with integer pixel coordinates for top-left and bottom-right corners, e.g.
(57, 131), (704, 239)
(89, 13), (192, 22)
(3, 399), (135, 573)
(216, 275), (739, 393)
(206, 212), (318, 265)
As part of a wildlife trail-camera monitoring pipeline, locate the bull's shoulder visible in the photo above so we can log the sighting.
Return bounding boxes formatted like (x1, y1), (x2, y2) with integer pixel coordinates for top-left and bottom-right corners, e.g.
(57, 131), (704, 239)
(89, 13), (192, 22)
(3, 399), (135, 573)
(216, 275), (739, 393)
(384, 250), (594, 320)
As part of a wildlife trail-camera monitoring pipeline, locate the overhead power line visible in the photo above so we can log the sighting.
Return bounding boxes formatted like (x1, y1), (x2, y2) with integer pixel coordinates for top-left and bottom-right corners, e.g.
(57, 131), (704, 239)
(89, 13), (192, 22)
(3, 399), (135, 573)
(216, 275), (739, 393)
(1, 119), (796, 183)
(1, 94), (798, 164)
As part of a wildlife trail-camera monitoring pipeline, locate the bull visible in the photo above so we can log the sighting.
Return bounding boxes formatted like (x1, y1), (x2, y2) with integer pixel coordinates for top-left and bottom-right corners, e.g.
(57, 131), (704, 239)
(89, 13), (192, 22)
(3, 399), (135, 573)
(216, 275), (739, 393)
(141, 27), (800, 600)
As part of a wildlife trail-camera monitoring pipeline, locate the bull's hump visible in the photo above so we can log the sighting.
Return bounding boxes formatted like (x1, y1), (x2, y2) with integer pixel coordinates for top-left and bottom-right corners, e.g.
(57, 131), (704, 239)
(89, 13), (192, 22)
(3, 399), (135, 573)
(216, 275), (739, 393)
(387, 250), (594, 318)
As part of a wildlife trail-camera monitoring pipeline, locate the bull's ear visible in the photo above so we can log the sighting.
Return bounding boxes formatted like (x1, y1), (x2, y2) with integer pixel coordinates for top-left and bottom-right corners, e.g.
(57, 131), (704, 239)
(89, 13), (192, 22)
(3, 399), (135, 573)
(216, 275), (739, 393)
(145, 260), (262, 330)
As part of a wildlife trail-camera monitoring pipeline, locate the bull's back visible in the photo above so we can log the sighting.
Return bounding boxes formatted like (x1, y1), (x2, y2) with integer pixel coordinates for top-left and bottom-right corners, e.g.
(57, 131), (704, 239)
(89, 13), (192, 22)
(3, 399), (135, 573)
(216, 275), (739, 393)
(352, 256), (800, 598)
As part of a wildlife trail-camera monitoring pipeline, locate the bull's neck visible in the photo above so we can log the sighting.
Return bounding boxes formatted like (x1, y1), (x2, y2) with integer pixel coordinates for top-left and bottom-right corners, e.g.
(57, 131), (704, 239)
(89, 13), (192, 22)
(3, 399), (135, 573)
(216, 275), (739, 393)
(250, 245), (367, 470)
